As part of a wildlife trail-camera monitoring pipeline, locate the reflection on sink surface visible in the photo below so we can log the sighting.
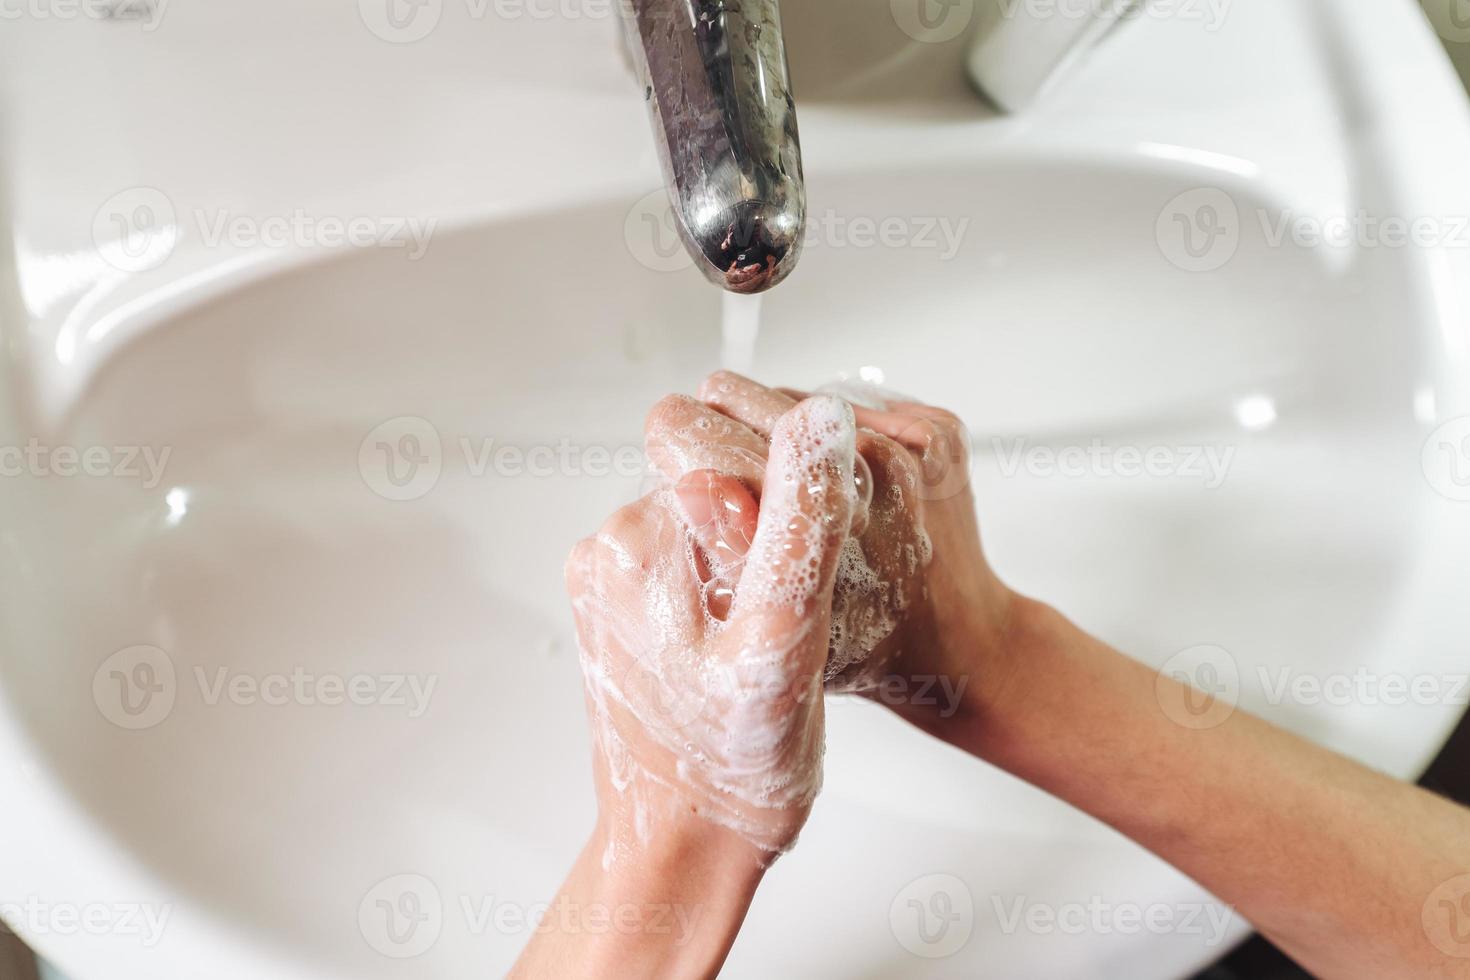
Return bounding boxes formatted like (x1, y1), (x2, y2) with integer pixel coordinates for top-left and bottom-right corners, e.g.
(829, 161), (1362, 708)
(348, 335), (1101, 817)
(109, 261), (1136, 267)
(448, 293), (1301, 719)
(4, 148), (1470, 978)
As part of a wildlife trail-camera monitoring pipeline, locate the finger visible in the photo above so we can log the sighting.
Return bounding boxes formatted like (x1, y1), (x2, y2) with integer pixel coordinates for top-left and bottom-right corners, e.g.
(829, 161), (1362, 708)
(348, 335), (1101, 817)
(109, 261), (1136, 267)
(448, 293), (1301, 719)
(849, 402), (968, 449)
(724, 396), (858, 681)
(855, 428), (912, 515)
(698, 370), (798, 438)
(850, 404), (972, 503)
(883, 401), (962, 423)
(673, 469), (759, 572)
(698, 374), (869, 524)
(848, 404), (937, 450)
(644, 393), (769, 489)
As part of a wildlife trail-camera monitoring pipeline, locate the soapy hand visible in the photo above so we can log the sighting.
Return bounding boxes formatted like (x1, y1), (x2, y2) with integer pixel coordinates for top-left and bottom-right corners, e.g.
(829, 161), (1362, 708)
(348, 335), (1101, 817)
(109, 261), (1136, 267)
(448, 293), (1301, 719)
(645, 372), (1015, 721)
(566, 396), (859, 858)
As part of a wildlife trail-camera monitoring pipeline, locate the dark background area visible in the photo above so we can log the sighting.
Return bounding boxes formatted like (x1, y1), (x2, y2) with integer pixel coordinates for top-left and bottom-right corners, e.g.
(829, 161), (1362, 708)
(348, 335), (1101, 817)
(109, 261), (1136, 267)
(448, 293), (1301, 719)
(1193, 707), (1470, 978)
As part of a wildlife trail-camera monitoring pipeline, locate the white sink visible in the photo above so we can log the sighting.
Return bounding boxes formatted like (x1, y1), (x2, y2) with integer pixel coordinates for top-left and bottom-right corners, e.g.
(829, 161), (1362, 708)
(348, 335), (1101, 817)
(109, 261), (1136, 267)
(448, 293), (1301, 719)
(4, 1), (1470, 978)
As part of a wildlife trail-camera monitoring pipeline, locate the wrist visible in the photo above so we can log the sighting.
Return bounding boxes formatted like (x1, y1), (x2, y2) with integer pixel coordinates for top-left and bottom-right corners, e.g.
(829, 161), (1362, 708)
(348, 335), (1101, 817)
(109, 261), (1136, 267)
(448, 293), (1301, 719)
(513, 812), (765, 980)
(593, 806), (769, 891)
(569, 809), (766, 978)
(922, 590), (1069, 754)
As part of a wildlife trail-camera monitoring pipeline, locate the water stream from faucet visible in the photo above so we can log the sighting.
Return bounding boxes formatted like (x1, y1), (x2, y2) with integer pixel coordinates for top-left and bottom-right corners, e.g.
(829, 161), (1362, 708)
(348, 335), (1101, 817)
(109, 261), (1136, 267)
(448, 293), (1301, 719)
(719, 292), (764, 374)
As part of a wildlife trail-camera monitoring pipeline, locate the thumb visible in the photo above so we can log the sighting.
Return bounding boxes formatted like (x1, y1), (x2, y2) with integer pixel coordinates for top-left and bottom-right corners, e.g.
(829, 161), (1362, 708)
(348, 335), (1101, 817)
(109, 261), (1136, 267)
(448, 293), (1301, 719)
(723, 396), (858, 680)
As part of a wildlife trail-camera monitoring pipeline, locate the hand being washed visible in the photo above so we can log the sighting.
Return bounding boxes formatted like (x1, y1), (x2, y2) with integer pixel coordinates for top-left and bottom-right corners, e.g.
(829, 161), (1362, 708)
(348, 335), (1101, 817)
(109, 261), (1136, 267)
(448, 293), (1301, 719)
(569, 395), (860, 857)
(644, 371), (1017, 735)
(514, 395), (861, 979)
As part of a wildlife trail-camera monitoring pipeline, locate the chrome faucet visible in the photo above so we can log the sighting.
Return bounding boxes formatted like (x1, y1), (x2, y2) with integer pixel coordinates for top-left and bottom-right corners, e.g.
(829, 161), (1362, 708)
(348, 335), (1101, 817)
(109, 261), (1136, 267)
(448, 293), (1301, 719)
(621, 0), (1134, 294)
(621, 0), (804, 294)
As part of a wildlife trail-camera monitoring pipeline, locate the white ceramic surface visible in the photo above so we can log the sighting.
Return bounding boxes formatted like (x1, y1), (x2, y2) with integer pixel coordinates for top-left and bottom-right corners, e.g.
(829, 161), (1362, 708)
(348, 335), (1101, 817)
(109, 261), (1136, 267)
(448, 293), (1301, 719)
(2, 1), (1470, 978)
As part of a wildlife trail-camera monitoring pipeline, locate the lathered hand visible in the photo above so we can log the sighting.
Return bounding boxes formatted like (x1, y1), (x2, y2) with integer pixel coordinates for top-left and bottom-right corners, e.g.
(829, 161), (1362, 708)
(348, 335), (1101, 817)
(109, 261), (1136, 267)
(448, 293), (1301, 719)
(644, 371), (1014, 711)
(568, 396), (858, 858)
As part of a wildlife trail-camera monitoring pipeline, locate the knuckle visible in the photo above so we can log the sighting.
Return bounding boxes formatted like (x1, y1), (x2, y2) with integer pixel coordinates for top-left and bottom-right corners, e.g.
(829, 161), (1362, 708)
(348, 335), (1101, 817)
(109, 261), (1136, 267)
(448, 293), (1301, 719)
(644, 393), (696, 437)
(698, 370), (742, 400)
(927, 417), (972, 468)
(902, 417), (946, 448)
(897, 406), (971, 462)
(599, 502), (646, 547)
(564, 537), (597, 589)
(859, 429), (910, 471)
(596, 497), (672, 570)
(929, 411), (971, 448)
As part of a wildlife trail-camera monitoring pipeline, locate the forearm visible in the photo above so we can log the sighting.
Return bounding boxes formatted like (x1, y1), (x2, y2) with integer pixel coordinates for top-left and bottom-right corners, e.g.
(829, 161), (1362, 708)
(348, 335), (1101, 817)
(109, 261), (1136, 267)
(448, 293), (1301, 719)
(949, 597), (1470, 979)
(511, 815), (766, 979)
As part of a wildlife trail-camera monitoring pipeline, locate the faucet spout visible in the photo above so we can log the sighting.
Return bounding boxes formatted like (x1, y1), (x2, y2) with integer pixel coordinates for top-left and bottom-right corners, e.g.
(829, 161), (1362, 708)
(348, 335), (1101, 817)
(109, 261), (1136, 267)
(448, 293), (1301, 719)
(623, 0), (805, 293)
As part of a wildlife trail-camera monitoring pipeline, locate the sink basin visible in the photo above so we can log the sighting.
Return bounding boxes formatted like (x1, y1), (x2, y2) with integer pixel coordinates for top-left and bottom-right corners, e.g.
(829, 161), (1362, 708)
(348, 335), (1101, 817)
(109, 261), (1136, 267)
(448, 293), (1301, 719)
(3, 1), (1470, 978)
